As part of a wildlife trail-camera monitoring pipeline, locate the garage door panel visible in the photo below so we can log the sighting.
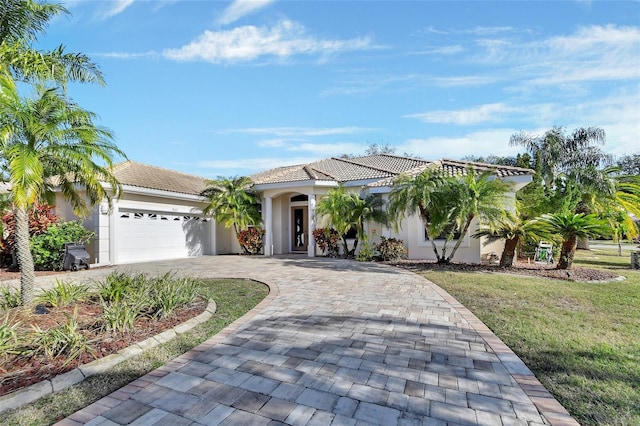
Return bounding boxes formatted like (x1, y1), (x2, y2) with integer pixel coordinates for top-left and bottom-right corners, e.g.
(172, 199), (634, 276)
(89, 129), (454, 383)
(116, 211), (211, 263)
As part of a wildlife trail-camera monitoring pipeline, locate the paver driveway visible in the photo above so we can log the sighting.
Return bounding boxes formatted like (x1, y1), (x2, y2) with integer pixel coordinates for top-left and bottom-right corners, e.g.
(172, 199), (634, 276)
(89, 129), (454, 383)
(49, 256), (575, 426)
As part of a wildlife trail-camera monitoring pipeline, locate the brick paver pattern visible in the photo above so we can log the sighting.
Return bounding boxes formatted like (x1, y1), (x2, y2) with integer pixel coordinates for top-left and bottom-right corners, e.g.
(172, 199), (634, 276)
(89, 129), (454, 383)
(43, 256), (574, 425)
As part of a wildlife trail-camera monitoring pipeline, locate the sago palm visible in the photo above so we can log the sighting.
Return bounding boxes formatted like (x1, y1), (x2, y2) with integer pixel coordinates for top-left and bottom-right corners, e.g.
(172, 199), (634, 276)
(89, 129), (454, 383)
(539, 212), (610, 270)
(473, 215), (552, 267)
(0, 74), (124, 307)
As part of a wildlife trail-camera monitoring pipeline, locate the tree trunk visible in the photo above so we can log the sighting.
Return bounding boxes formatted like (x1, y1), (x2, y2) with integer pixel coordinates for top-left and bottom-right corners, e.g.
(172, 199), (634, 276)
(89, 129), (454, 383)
(576, 235), (590, 250)
(500, 237), (519, 267)
(16, 207), (36, 307)
(446, 216), (473, 263)
(557, 235), (577, 270)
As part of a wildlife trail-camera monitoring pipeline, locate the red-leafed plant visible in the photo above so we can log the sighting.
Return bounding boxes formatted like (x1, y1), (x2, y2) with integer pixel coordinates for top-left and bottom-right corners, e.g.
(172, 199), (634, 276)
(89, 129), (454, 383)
(237, 227), (264, 255)
(312, 228), (340, 257)
(2, 204), (60, 265)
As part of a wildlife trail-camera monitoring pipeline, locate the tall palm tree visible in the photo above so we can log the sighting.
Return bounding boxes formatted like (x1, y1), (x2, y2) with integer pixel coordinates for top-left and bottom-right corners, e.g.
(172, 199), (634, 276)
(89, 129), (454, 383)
(389, 167), (512, 264)
(0, 0), (104, 86)
(509, 126), (609, 191)
(315, 185), (387, 257)
(0, 73), (124, 307)
(539, 212), (610, 270)
(200, 176), (262, 253)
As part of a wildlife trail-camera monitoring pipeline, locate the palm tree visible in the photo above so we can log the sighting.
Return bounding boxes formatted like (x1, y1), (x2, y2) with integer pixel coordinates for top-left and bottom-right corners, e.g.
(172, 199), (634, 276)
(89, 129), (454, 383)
(509, 126), (609, 191)
(0, 75), (124, 307)
(389, 167), (512, 264)
(200, 176), (262, 253)
(0, 0), (104, 86)
(315, 185), (387, 257)
(539, 212), (610, 270)
(473, 215), (552, 267)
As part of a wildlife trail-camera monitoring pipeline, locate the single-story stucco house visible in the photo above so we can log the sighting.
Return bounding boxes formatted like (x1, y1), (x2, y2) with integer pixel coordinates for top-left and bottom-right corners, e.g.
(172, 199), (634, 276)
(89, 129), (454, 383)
(54, 154), (534, 266)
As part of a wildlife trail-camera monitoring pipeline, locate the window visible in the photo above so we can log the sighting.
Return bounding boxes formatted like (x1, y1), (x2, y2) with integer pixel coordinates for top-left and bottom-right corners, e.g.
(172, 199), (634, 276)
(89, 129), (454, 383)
(419, 219), (469, 247)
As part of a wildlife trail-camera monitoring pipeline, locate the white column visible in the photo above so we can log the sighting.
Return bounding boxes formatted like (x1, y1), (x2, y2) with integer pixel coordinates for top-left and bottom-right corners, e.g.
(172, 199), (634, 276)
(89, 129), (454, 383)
(307, 194), (316, 257)
(264, 196), (273, 256)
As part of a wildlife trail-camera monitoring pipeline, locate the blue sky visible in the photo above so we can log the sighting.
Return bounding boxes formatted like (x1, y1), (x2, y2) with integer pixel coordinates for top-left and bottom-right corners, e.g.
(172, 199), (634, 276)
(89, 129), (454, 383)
(41, 0), (640, 178)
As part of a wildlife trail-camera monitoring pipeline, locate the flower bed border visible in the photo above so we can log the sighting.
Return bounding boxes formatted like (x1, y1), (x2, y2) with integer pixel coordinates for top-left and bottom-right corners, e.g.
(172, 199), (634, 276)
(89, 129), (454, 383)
(0, 299), (217, 413)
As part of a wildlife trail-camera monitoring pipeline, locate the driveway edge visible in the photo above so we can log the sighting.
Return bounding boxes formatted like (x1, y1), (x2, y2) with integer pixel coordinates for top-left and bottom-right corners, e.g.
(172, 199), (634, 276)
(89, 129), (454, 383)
(426, 280), (579, 426)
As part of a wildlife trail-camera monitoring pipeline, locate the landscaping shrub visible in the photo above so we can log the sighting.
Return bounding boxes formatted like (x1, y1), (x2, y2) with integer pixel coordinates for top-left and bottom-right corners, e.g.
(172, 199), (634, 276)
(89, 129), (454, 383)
(237, 227), (264, 254)
(30, 308), (96, 367)
(30, 220), (95, 271)
(37, 280), (90, 308)
(313, 227), (340, 257)
(0, 315), (23, 364)
(150, 273), (199, 318)
(1, 204), (59, 266)
(377, 236), (407, 261)
(0, 286), (21, 311)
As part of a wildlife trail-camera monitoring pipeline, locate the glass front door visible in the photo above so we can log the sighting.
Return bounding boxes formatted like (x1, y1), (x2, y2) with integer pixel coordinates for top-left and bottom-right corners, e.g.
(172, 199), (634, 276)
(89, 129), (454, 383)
(292, 207), (308, 251)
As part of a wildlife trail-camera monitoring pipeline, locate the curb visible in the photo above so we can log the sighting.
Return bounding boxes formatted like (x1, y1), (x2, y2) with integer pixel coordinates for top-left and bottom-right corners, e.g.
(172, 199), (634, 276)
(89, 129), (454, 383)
(0, 299), (217, 414)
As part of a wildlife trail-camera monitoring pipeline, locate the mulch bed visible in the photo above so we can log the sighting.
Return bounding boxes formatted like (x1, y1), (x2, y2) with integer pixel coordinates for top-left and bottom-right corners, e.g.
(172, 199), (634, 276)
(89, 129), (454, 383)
(390, 260), (622, 282)
(0, 299), (206, 397)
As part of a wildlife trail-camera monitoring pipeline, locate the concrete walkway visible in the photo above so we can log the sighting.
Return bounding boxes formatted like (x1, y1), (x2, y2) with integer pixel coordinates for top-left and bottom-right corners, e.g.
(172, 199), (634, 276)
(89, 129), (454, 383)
(40, 256), (576, 426)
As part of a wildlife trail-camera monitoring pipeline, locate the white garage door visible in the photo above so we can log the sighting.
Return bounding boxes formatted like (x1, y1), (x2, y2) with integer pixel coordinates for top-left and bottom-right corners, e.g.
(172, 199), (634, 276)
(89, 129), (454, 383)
(116, 210), (211, 264)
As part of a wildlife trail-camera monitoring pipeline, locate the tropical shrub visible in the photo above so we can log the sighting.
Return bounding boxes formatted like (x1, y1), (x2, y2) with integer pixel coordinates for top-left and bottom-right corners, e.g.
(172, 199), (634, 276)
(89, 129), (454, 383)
(377, 237), (407, 261)
(355, 232), (377, 262)
(237, 227), (264, 254)
(0, 315), (23, 365)
(312, 227), (340, 257)
(37, 280), (90, 307)
(30, 308), (96, 367)
(1, 204), (59, 266)
(30, 221), (95, 270)
(0, 286), (21, 311)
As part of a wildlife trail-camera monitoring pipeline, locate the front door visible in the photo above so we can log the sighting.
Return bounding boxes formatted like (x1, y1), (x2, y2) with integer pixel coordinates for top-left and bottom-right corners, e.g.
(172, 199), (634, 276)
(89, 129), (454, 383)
(291, 207), (308, 252)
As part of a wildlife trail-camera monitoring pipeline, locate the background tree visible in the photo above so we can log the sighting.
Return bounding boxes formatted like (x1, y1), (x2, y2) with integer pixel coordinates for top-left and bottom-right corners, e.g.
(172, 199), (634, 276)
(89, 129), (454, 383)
(315, 185), (387, 257)
(616, 153), (640, 176)
(0, 76), (123, 307)
(201, 176), (262, 254)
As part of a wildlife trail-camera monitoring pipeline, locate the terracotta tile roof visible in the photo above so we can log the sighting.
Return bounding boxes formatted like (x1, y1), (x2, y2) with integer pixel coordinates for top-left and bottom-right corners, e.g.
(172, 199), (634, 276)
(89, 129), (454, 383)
(111, 161), (208, 195)
(251, 155), (433, 185)
(251, 154), (534, 188)
(368, 159), (534, 188)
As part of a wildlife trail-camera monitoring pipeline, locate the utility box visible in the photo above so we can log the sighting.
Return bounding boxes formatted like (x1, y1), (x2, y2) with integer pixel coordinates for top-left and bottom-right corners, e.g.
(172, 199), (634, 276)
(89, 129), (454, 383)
(632, 251), (640, 270)
(62, 243), (90, 271)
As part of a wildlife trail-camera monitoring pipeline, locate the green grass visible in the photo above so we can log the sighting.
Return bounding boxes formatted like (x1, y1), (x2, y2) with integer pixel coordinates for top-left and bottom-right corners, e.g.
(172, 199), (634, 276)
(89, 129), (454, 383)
(420, 247), (640, 426)
(0, 278), (268, 426)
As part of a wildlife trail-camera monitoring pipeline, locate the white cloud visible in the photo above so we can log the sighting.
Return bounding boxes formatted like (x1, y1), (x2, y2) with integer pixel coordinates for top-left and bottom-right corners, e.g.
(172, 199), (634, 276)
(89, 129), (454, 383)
(99, 0), (134, 19)
(195, 156), (317, 171)
(163, 19), (372, 63)
(400, 129), (523, 161)
(217, 0), (275, 25)
(95, 51), (159, 60)
(219, 126), (375, 137)
(473, 25), (640, 87)
(406, 103), (513, 125)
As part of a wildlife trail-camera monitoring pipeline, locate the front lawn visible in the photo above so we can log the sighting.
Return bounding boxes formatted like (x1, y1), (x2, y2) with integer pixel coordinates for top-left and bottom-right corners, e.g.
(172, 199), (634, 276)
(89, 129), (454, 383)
(419, 247), (640, 426)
